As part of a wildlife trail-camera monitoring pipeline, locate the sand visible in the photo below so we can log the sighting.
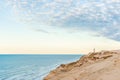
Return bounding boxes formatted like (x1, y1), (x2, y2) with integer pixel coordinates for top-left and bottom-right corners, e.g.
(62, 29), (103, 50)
(44, 50), (120, 80)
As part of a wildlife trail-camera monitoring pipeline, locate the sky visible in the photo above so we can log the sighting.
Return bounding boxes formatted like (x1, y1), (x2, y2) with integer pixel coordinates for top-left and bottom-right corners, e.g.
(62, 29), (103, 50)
(0, 0), (120, 54)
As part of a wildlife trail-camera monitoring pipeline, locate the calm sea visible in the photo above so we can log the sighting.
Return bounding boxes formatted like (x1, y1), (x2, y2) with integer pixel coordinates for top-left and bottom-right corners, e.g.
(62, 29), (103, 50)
(0, 54), (82, 80)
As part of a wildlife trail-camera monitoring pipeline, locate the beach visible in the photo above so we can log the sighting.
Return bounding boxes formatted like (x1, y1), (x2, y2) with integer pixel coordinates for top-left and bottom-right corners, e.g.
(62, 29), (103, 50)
(44, 50), (120, 80)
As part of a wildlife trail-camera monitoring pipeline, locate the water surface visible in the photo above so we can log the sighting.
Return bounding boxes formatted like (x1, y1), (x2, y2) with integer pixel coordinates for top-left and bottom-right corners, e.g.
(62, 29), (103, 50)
(0, 54), (82, 80)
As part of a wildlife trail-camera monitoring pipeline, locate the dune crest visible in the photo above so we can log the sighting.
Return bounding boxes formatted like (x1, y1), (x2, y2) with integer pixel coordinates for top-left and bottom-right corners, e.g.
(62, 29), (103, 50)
(44, 50), (120, 80)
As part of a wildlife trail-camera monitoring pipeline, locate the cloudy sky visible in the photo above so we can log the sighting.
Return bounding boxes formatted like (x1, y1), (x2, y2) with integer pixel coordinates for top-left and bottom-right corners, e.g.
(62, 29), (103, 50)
(0, 0), (120, 54)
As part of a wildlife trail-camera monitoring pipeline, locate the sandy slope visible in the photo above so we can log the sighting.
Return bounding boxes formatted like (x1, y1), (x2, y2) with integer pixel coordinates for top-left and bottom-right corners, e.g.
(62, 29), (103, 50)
(44, 50), (120, 80)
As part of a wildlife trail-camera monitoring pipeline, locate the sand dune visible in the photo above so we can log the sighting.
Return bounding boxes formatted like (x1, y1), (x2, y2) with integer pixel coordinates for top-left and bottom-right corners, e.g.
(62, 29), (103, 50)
(44, 50), (120, 80)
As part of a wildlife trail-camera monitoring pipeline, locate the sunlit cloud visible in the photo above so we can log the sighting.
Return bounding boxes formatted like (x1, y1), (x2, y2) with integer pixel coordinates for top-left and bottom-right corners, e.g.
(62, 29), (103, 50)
(7, 0), (120, 41)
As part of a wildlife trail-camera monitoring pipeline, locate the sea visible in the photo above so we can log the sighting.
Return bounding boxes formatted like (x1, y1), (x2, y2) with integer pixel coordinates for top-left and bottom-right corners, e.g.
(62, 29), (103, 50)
(0, 54), (82, 80)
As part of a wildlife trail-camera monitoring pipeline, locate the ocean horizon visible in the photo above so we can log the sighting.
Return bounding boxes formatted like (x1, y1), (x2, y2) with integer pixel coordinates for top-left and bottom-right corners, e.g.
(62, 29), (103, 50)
(0, 54), (82, 80)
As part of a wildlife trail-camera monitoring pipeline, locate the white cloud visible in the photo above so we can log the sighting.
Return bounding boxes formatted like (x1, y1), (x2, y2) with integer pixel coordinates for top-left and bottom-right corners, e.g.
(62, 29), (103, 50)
(7, 0), (120, 41)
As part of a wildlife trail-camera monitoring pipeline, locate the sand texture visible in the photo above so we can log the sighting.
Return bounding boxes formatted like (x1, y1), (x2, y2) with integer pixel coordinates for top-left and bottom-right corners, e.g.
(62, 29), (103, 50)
(44, 50), (120, 80)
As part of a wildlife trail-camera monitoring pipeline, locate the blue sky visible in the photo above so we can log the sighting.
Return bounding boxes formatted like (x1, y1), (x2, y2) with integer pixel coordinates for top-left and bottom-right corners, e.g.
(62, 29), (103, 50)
(0, 0), (120, 54)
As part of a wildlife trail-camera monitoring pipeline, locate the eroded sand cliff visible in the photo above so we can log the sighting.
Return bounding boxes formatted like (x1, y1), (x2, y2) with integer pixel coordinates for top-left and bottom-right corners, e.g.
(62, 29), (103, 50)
(44, 50), (120, 80)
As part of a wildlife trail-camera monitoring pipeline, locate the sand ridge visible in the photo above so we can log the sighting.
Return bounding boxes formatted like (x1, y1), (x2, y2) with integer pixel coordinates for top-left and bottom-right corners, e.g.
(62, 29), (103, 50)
(44, 50), (120, 80)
